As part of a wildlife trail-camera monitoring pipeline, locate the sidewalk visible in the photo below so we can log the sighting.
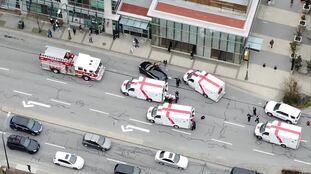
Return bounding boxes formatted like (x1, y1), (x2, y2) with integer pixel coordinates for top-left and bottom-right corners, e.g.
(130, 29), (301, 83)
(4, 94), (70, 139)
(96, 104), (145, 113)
(0, 9), (310, 114)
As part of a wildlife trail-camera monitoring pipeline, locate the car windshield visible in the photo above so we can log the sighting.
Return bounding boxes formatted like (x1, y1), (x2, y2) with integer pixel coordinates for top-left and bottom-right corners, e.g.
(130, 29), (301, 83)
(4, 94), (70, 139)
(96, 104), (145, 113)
(173, 154), (180, 163)
(273, 103), (281, 111)
(151, 106), (158, 116)
(97, 136), (105, 145)
(95, 62), (102, 74)
(27, 119), (35, 129)
(145, 64), (154, 71)
(133, 167), (141, 174)
(259, 123), (267, 133)
(187, 72), (194, 79)
(150, 70), (165, 80)
(21, 137), (31, 147)
(69, 154), (77, 164)
(126, 80), (132, 90)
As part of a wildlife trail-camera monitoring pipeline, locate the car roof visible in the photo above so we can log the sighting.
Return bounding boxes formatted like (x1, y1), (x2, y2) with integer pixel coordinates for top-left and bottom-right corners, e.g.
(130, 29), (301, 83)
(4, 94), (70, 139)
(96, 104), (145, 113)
(115, 163), (134, 173)
(55, 151), (71, 160)
(161, 151), (175, 160)
(84, 133), (101, 142)
(231, 167), (257, 174)
(8, 134), (23, 144)
(11, 115), (30, 125)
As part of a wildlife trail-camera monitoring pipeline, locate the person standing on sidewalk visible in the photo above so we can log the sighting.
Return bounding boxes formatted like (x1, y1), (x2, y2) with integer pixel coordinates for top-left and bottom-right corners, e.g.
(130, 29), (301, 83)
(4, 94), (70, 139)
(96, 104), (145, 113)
(290, 0), (293, 7)
(175, 78), (181, 88)
(269, 39), (274, 48)
(255, 115), (259, 124)
(47, 29), (52, 38)
(72, 27), (76, 35)
(89, 33), (93, 43)
(247, 114), (252, 122)
(68, 27), (72, 40)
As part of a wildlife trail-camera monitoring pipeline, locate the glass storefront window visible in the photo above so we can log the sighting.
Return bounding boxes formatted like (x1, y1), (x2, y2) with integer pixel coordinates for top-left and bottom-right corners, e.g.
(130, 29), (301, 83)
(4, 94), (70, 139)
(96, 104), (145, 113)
(220, 33), (228, 51)
(167, 20), (174, 40)
(212, 31), (220, 49)
(227, 34), (235, 53)
(181, 24), (189, 43)
(189, 25), (197, 44)
(159, 19), (166, 38)
(174, 23), (181, 41)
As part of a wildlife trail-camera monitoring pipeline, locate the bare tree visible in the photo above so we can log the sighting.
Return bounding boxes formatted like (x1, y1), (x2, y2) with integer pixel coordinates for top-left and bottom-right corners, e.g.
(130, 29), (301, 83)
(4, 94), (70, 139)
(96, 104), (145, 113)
(282, 77), (301, 105)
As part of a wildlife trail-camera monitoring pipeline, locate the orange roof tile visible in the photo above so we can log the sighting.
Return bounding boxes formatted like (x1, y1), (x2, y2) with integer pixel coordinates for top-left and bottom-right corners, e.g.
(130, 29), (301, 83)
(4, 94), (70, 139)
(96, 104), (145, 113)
(119, 3), (149, 17)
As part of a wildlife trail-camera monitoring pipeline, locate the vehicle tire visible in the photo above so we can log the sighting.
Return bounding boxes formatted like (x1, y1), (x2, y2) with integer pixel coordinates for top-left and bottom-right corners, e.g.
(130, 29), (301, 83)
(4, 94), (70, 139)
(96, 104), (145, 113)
(147, 98), (152, 102)
(149, 120), (155, 123)
(183, 79), (188, 85)
(178, 167), (184, 170)
(267, 112), (273, 117)
(55, 163), (60, 166)
(159, 162), (164, 165)
(11, 127), (18, 131)
(82, 75), (90, 81)
(123, 92), (129, 96)
(281, 144), (286, 148)
(173, 125), (179, 129)
(73, 167), (78, 170)
(286, 120), (292, 124)
(256, 136), (262, 140)
(203, 93), (208, 98)
(31, 132), (37, 136)
(52, 68), (60, 74)
(83, 144), (88, 147)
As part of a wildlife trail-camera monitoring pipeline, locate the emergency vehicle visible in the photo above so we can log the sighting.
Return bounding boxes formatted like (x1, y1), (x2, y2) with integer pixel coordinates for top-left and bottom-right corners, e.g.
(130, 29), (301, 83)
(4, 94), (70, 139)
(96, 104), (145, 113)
(255, 120), (302, 149)
(183, 70), (225, 102)
(147, 103), (195, 129)
(121, 76), (173, 102)
(39, 46), (105, 81)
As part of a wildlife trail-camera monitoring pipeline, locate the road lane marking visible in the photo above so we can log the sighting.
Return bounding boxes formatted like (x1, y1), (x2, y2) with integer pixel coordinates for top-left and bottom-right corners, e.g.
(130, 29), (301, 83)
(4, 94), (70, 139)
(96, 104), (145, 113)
(50, 99), (71, 106)
(89, 108), (109, 115)
(294, 159), (311, 166)
(0, 131), (5, 134)
(7, 112), (11, 117)
(253, 149), (274, 156)
(300, 139), (308, 143)
(224, 121), (245, 128)
(45, 142), (65, 149)
(106, 158), (127, 164)
(105, 92), (125, 98)
(211, 138), (232, 146)
(129, 118), (152, 125)
(171, 129), (191, 135)
(13, 90), (32, 96)
(0, 67), (9, 71)
(46, 78), (67, 84)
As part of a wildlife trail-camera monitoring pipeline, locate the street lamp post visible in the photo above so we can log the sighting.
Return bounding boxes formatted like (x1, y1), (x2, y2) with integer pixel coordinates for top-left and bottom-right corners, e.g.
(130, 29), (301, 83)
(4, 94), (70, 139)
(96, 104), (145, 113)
(1, 132), (10, 169)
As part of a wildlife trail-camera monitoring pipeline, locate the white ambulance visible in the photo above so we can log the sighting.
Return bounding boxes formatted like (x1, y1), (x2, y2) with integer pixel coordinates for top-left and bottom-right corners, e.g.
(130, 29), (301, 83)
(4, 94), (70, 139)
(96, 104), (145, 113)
(147, 103), (196, 129)
(255, 120), (302, 149)
(121, 76), (170, 102)
(183, 70), (225, 102)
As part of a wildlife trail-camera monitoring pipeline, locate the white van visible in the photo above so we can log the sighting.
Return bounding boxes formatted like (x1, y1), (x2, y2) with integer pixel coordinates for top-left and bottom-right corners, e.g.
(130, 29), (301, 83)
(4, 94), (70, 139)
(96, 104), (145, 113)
(183, 70), (225, 102)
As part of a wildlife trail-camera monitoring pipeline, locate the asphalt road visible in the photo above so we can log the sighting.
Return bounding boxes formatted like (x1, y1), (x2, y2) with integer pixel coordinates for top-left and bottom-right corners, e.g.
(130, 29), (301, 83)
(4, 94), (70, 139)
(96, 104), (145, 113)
(0, 111), (229, 174)
(0, 28), (310, 173)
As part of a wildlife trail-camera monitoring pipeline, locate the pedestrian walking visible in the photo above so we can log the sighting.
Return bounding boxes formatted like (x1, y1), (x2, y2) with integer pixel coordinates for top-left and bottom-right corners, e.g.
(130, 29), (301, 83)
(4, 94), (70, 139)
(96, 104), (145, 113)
(68, 27), (72, 40)
(89, 35), (93, 43)
(247, 114), (252, 122)
(72, 27), (76, 35)
(175, 91), (179, 103)
(134, 38), (139, 48)
(269, 39), (274, 48)
(52, 23), (56, 31)
(255, 115), (259, 124)
(290, 0), (293, 7)
(175, 78), (181, 87)
(47, 29), (52, 38)
(191, 121), (196, 130)
(253, 107), (257, 116)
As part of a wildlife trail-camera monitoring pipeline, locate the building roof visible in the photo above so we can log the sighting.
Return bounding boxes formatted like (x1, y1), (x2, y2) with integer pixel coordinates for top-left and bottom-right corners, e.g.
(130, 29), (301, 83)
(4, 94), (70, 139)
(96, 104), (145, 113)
(148, 0), (260, 37)
(120, 3), (149, 16)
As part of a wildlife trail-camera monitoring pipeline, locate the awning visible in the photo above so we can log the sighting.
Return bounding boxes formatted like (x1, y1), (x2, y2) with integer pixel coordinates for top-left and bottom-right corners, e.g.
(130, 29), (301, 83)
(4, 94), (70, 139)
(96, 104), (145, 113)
(119, 17), (149, 30)
(245, 36), (263, 51)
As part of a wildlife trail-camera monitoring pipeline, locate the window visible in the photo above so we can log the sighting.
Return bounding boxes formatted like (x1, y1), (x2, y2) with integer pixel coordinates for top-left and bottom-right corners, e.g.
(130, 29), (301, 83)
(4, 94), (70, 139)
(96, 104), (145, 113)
(59, 159), (70, 164)
(189, 25), (197, 44)
(181, 24), (189, 43)
(167, 20), (174, 40)
(159, 19), (166, 37)
(78, 67), (83, 70)
(212, 31), (220, 49)
(174, 23), (181, 41)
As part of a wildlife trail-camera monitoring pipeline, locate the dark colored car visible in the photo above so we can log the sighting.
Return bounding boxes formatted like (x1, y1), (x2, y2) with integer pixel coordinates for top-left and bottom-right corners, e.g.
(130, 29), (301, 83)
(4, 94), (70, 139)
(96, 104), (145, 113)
(139, 61), (168, 81)
(114, 163), (141, 174)
(10, 115), (43, 135)
(82, 133), (111, 151)
(7, 134), (40, 154)
(230, 167), (259, 174)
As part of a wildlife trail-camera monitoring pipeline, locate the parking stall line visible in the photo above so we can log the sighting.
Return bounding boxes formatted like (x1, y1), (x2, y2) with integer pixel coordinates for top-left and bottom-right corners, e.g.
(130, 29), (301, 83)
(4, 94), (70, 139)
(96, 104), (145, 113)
(50, 99), (71, 106)
(46, 78), (67, 84)
(106, 158), (127, 165)
(294, 159), (311, 166)
(45, 142), (65, 149)
(104, 92), (125, 98)
(89, 108), (110, 115)
(211, 138), (232, 146)
(224, 121), (245, 128)
(0, 67), (9, 71)
(13, 90), (32, 96)
(171, 129), (191, 135)
(129, 118), (152, 125)
(253, 149), (274, 156)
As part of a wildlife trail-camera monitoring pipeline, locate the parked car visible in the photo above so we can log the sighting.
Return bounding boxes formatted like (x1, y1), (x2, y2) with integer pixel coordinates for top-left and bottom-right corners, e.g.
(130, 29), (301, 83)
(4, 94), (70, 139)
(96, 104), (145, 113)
(114, 163), (141, 174)
(230, 167), (259, 174)
(82, 133), (111, 151)
(154, 150), (188, 169)
(264, 101), (301, 124)
(10, 115), (43, 135)
(7, 134), (40, 154)
(139, 61), (168, 81)
(53, 151), (84, 170)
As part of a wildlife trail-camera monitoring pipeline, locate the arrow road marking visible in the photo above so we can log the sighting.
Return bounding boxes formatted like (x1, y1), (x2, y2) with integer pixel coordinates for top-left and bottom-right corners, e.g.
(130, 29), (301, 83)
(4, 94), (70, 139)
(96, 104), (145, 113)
(13, 90), (32, 96)
(253, 149), (274, 156)
(106, 158), (127, 165)
(121, 125), (150, 133)
(45, 142), (65, 149)
(22, 100), (51, 108)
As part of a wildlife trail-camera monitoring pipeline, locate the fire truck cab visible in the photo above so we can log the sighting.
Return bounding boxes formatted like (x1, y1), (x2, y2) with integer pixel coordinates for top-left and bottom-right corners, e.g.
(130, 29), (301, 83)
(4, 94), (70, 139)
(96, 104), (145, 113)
(39, 46), (105, 81)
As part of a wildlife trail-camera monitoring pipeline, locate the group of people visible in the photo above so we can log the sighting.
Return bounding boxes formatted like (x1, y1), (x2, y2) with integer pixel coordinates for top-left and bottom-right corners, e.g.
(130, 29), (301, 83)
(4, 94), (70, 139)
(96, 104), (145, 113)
(247, 107), (260, 123)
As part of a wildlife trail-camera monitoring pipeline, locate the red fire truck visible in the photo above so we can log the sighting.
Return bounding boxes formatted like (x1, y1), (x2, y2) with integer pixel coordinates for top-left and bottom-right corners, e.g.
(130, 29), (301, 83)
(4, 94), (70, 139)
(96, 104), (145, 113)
(39, 46), (105, 81)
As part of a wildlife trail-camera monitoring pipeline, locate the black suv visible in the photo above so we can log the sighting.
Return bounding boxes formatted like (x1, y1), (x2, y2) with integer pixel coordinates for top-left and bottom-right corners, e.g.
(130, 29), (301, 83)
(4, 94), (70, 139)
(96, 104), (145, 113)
(7, 134), (40, 154)
(10, 115), (42, 135)
(114, 163), (141, 174)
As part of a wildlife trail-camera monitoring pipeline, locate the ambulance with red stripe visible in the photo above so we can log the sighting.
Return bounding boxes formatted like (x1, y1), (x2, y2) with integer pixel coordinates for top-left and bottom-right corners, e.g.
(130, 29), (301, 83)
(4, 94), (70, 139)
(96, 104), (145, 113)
(255, 120), (302, 149)
(147, 103), (195, 130)
(183, 70), (225, 102)
(39, 46), (105, 81)
(121, 76), (170, 102)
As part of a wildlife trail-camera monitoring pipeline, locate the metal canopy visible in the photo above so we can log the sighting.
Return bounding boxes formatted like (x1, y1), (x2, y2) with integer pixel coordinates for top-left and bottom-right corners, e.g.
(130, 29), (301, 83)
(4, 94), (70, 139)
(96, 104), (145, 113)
(119, 16), (149, 30)
(245, 36), (263, 51)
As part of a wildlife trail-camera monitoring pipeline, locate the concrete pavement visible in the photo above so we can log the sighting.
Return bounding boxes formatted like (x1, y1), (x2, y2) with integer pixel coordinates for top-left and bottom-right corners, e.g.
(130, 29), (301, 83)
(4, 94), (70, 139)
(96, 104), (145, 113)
(0, 1), (310, 114)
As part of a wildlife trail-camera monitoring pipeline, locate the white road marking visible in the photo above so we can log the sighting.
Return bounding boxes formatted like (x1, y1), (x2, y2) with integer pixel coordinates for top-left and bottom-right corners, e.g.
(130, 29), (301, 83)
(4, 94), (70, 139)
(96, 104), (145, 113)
(300, 139), (308, 143)
(7, 112), (11, 117)
(0, 67), (9, 71)
(13, 90), (32, 96)
(171, 129), (191, 135)
(50, 99), (71, 106)
(253, 149), (274, 156)
(129, 118), (152, 125)
(224, 121), (245, 128)
(46, 78), (67, 84)
(22, 100), (51, 108)
(211, 138), (232, 146)
(45, 142), (65, 149)
(0, 131), (5, 134)
(89, 108), (109, 115)
(294, 159), (311, 166)
(262, 21), (268, 23)
(121, 125), (150, 133)
(105, 92), (125, 98)
(106, 158), (127, 164)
